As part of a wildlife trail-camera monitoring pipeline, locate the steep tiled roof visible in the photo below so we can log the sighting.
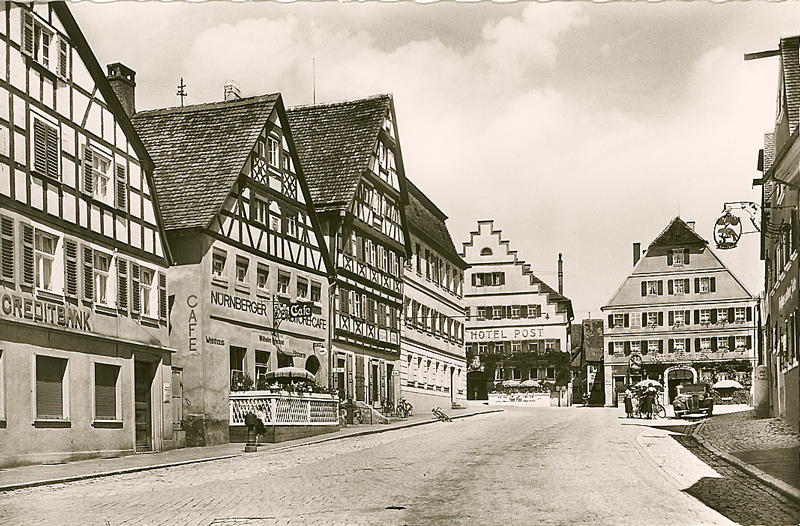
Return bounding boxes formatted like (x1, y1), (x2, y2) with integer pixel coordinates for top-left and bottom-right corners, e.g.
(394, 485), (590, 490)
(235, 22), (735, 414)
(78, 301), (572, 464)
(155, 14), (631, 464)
(287, 95), (391, 213)
(648, 216), (706, 248)
(781, 36), (800, 134)
(131, 95), (279, 230)
(405, 180), (466, 268)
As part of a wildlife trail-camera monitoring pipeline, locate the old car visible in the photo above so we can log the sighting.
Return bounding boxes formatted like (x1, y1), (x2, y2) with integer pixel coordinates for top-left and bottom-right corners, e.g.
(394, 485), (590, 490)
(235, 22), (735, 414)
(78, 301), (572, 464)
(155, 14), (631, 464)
(672, 383), (714, 418)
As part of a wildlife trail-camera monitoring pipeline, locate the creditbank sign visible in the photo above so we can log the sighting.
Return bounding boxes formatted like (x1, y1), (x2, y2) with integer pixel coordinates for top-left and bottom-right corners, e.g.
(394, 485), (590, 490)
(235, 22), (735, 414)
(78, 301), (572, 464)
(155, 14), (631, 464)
(1, 291), (92, 331)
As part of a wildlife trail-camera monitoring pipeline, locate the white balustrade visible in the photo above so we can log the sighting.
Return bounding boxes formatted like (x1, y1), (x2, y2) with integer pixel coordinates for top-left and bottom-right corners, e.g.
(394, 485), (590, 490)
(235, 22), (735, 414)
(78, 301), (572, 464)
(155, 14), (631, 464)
(230, 391), (339, 426)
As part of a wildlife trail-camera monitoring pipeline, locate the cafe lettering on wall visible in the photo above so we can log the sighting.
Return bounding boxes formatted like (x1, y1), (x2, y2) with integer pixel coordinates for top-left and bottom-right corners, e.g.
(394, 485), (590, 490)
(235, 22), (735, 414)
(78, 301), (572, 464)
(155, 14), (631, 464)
(1, 291), (92, 331)
(210, 290), (326, 330)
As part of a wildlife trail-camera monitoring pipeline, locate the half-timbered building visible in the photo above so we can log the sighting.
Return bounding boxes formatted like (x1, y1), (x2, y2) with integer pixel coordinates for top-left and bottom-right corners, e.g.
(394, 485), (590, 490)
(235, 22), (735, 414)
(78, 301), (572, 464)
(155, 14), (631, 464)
(401, 180), (468, 413)
(288, 95), (410, 408)
(133, 91), (332, 446)
(0, 3), (175, 467)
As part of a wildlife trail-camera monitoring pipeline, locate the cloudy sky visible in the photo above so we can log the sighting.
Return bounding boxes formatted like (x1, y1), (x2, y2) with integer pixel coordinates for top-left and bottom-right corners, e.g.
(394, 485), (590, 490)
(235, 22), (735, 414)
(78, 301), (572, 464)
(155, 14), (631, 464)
(72, 0), (799, 319)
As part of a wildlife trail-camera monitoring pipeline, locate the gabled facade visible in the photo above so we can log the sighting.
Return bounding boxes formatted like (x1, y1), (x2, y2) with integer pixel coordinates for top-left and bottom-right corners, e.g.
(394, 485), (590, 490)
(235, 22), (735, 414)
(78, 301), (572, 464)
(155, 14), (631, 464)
(133, 93), (332, 446)
(602, 217), (756, 408)
(0, 3), (175, 467)
(755, 36), (800, 433)
(288, 95), (410, 408)
(401, 180), (467, 413)
(461, 220), (573, 400)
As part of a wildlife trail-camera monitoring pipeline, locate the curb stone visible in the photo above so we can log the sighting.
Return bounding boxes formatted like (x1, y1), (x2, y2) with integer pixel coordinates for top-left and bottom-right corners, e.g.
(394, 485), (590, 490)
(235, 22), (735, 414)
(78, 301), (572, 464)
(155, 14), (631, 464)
(0, 408), (503, 493)
(690, 420), (800, 504)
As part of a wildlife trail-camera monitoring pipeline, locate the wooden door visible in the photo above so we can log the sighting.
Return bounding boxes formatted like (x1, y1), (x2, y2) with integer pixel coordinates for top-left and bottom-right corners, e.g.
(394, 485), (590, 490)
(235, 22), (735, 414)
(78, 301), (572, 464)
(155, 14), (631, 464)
(134, 361), (152, 452)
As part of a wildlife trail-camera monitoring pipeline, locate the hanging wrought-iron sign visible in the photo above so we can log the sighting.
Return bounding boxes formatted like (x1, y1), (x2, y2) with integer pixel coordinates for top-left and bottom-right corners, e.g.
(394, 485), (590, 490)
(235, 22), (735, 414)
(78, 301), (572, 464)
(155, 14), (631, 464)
(714, 211), (742, 249)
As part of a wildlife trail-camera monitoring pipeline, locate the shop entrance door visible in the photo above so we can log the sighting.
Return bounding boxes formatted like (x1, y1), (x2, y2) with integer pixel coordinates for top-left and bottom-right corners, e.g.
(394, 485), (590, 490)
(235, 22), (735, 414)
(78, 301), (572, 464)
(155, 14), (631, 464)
(134, 361), (153, 452)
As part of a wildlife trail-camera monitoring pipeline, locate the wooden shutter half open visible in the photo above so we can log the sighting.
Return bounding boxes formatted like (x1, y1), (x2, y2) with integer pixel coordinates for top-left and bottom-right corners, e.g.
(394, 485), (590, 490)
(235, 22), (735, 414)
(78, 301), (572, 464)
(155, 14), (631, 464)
(130, 262), (140, 315)
(20, 222), (34, 288)
(117, 258), (128, 313)
(158, 271), (167, 324)
(63, 238), (78, 299)
(82, 244), (93, 302)
(0, 215), (14, 284)
(82, 145), (94, 195)
(21, 10), (34, 57)
(115, 163), (127, 211)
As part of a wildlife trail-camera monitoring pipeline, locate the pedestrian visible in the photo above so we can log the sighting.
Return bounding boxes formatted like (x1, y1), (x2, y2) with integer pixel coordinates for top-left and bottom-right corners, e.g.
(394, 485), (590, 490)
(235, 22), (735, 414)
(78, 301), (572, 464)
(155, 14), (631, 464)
(642, 384), (657, 419)
(623, 387), (633, 418)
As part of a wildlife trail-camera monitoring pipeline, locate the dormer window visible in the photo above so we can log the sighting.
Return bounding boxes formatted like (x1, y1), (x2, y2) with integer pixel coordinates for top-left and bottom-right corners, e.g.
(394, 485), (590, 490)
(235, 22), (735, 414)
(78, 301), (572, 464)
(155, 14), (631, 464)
(670, 248), (688, 267)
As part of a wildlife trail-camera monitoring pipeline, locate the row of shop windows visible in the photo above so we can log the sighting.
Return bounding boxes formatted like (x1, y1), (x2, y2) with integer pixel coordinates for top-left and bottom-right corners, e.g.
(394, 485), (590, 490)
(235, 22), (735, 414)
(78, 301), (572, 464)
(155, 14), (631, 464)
(467, 339), (562, 355)
(468, 304), (544, 321)
(608, 336), (752, 355)
(0, 215), (166, 320)
(404, 298), (464, 344)
(210, 247), (322, 302)
(0, 352), (122, 423)
(641, 277), (717, 296)
(609, 307), (753, 329)
(411, 242), (464, 297)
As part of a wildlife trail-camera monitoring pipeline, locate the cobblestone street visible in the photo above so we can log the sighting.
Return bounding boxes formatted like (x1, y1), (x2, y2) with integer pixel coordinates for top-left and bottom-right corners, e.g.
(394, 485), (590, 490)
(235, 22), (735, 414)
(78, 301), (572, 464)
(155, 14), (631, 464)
(2, 407), (797, 526)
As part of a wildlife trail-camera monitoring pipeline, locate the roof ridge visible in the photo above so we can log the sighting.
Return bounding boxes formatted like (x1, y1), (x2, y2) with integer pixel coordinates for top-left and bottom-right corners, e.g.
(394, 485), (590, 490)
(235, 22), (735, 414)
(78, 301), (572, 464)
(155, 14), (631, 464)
(134, 93), (280, 118)
(288, 93), (392, 111)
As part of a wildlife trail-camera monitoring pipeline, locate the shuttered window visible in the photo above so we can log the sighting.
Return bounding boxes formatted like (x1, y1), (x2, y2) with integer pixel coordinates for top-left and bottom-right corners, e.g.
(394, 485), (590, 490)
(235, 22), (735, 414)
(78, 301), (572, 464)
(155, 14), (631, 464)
(36, 355), (67, 420)
(20, 223), (34, 287)
(82, 145), (94, 195)
(33, 119), (59, 179)
(158, 272), (167, 324)
(82, 245), (93, 302)
(63, 238), (78, 299)
(117, 258), (128, 312)
(130, 263), (141, 315)
(115, 163), (127, 211)
(56, 35), (69, 79)
(94, 363), (119, 420)
(0, 215), (14, 284)
(21, 10), (34, 57)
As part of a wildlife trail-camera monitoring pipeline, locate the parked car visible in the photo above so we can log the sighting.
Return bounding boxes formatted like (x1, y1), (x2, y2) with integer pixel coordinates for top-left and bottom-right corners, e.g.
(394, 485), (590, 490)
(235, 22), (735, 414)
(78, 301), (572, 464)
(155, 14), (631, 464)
(672, 383), (714, 418)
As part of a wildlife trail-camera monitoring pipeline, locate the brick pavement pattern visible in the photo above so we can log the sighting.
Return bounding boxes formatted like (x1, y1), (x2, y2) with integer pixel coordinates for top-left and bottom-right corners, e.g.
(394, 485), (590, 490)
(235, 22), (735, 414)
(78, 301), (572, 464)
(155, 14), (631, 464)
(696, 409), (800, 452)
(0, 407), (790, 526)
(674, 434), (800, 526)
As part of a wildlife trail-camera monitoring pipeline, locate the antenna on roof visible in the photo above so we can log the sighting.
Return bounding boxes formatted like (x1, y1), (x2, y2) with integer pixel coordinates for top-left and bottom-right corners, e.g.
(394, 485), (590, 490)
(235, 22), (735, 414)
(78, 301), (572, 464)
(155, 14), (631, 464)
(177, 77), (187, 107)
(312, 57), (316, 104)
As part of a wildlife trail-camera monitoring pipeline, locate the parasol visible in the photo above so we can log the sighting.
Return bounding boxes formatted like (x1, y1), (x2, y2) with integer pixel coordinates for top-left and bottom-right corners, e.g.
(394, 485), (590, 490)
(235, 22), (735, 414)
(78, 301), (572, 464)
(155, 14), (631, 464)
(712, 379), (743, 390)
(261, 367), (316, 382)
(635, 379), (662, 389)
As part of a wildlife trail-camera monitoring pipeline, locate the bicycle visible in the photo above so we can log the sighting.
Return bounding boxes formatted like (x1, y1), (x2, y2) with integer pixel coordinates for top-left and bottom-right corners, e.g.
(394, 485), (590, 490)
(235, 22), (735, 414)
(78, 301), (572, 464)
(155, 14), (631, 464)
(395, 397), (413, 418)
(432, 407), (452, 422)
(381, 398), (394, 417)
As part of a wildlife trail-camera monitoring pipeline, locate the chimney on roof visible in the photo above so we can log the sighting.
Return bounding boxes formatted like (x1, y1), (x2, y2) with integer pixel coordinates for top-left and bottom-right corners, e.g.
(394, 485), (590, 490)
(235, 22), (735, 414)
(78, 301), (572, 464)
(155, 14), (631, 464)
(224, 81), (241, 101)
(106, 63), (136, 117)
(633, 243), (641, 266)
(687, 221), (695, 231)
(558, 253), (563, 295)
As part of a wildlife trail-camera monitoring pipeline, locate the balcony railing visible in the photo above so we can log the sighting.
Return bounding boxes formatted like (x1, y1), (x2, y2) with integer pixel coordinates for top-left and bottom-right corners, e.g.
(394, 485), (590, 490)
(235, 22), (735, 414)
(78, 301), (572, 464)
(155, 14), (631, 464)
(230, 391), (339, 426)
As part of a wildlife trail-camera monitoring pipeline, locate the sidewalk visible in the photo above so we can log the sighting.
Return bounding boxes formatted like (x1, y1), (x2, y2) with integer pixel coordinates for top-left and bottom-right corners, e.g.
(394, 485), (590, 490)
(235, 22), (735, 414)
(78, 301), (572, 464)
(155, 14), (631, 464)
(0, 405), (501, 492)
(692, 407), (800, 501)
(622, 403), (800, 502)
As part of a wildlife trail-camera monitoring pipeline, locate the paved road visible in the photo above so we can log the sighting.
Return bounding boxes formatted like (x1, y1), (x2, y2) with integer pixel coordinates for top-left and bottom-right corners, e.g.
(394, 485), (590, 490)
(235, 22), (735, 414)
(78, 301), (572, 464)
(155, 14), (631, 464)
(1, 407), (797, 526)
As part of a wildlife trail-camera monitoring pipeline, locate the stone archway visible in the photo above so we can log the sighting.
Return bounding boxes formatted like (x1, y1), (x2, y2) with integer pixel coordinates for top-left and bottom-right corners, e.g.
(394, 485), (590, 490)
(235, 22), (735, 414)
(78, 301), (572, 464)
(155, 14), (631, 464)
(664, 366), (697, 405)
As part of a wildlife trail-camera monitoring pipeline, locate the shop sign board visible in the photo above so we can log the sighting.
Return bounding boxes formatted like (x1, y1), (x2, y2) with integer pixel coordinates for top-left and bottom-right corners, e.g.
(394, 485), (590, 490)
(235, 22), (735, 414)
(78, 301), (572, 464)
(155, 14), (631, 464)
(1, 287), (92, 332)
